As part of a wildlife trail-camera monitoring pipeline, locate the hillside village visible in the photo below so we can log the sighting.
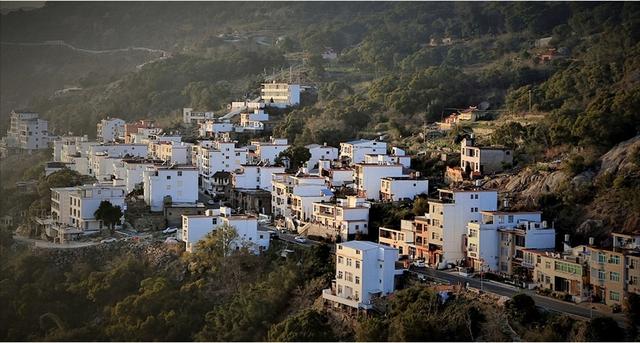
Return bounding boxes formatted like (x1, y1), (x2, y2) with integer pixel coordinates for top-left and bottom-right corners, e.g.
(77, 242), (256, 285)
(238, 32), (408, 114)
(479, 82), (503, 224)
(2, 2), (640, 342)
(1, 76), (639, 323)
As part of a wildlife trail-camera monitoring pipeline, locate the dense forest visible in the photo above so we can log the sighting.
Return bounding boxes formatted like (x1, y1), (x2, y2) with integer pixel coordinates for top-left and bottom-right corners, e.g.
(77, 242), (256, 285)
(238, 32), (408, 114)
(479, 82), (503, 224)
(2, 2), (640, 341)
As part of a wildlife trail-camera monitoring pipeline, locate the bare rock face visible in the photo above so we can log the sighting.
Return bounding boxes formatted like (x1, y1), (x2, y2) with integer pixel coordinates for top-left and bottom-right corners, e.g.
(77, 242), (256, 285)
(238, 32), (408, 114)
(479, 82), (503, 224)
(483, 167), (570, 207)
(599, 135), (640, 176)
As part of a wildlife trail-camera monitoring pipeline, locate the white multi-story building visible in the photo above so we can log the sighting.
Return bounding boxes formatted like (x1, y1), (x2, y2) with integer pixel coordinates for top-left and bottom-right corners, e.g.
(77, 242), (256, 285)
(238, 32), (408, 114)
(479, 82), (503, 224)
(271, 173), (332, 228)
(340, 139), (387, 165)
(311, 196), (370, 240)
(261, 82), (300, 108)
(232, 164), (286, 190)
(239, 108), (269, 131)
(380, 176), (429, 202)
(322, 240), (400, 310)
(51, 183), (126, 231)
(198, 120), (234, 137)
(52, 135), (89, 162)
(143, 166), (199, 211)
(87, 144), (148, 177)
(119, 158), (164, 193)
(4, 110), (50, 151)
(155, 141), (192, 165)
(250, 137), (290, 164)
(181, 207), (270, 253)
(97, 117), (125, 142)
(417, 188), (498, 267)
(183, 107), (215, 125)
(305, 144), (339, 170)
(467, 211), (555, 273)
(354, 163), (404, 201)
(318, 161), (354, 188)
(364, 147), (411, 168)
(199, 140), (249, 193)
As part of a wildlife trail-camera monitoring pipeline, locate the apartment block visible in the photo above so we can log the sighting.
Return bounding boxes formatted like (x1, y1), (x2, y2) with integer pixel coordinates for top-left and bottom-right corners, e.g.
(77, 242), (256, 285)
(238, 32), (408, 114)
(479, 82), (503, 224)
(322, 241), (400, 310)
(466, 211), (555, 274)
(354, 163), (404, 201)
(311, 196), (370, 241)
(51, 184), (126, 231)
(198, 120), (234, 137)
(378, 219), (416, 257)
(4, 110), (49, 151)
(97, 117), (125, 142)
(143, 166), (199, 211)
(523, 248), (589, 303)
(305, 143), (339, 169)
(339, 139), (387, 165)
(198, 140), (249, 193)
(183, 107), (215, 125)
(181, 207), (270, 253)
(232, 164), (286, 190)
(380, 175), (428, 202)
(260, 82), (300, 108)
(250, 137), (289, 164)
(414, 188), (498, 267)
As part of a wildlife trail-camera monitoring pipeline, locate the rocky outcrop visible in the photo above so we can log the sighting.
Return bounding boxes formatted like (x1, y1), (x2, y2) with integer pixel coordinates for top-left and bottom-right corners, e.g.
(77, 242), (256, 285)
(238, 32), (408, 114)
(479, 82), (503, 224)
(483, 167), (570, 208)
(599, 135), (640, 176)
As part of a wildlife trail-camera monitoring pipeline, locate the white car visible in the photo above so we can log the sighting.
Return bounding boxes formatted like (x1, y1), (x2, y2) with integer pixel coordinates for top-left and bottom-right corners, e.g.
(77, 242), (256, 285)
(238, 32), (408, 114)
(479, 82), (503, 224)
(162, 227), (178, 234)
(294, 236), (307, 243)
(100, 238), (117, 244)
(164, 236), (179, 244)
(412, 260), (426, 268)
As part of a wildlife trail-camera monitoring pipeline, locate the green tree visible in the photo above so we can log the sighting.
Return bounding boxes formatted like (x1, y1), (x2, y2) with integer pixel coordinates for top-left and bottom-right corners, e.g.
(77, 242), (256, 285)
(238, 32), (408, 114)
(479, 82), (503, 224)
(93, 201), (123, 234)
(267, 309), (336, 342)
(585, 316), (625, 342)
(355, 316), (388, 341)
(506, 293), (538, 324)
(276, 146), (311, 171)
(412, 197), (430, 217)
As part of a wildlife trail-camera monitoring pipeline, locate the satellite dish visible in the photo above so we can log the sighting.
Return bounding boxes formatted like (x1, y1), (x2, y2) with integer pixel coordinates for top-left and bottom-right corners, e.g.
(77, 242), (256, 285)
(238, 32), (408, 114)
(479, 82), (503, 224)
(478, 101), (490, 111)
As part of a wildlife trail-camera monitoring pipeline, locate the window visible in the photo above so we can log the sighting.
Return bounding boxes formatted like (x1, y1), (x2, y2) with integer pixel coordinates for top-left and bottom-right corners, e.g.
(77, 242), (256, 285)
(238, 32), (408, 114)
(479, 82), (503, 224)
(337, 271), (343, 279)
(166, 175), (171, 180)
(610, 291), (620, 302)
(598, 253), (606, 263)
(508, 215), (514, 223)
(610, 272), (620, 282)
(545, 261), (551, 269)
(345, 272), (353, 282)
(355, 291), (359, 301)
(338, 256), (344, 264)
(355, 276), (360, 284)
(355, 261), (360, 269)
(346, 258), (352, 267)
(610, 255), (620, 264)
(177, 171), (183, 176)
(598, 270), (605, 280)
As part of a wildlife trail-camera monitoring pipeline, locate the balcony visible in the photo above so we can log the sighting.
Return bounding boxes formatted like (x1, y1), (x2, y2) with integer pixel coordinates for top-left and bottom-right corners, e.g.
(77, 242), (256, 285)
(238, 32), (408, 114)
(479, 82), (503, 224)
(321, 288), (371, 310)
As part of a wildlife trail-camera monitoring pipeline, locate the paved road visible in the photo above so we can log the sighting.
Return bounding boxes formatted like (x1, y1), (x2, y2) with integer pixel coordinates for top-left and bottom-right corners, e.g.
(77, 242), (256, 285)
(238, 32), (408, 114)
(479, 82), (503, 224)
(412, 267), (626, 324)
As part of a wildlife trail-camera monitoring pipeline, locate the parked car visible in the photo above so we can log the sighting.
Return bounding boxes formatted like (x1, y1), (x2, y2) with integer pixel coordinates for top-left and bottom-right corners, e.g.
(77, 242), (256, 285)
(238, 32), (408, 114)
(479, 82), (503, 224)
(294, 236), (307, 243)
(100, 238), (117, 244)
(164, 236), (179, 244)
(163, 227), (178, 234)
(412, 259), (426, 268)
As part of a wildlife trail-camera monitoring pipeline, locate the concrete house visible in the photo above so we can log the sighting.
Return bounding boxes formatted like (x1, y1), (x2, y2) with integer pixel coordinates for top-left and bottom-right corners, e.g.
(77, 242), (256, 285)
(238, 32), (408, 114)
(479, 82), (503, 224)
(414, 188), (498, 268)
(322, 241), (401, 310)
(143, 165), (198, 212)
(311, 196), (370, 241)
(305, 144), (339, 169)
(354, 163), (404, 201)
(260, 82), (300, 108)
(380, 175), (429, 202)
(181, 207), (270, 253)
(340, 139), (387, 165)
(460, 136), (513, 177)
(3, 110), (50, 151)
(466, 211), (555, 274)
(97, 117), (126, 142)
